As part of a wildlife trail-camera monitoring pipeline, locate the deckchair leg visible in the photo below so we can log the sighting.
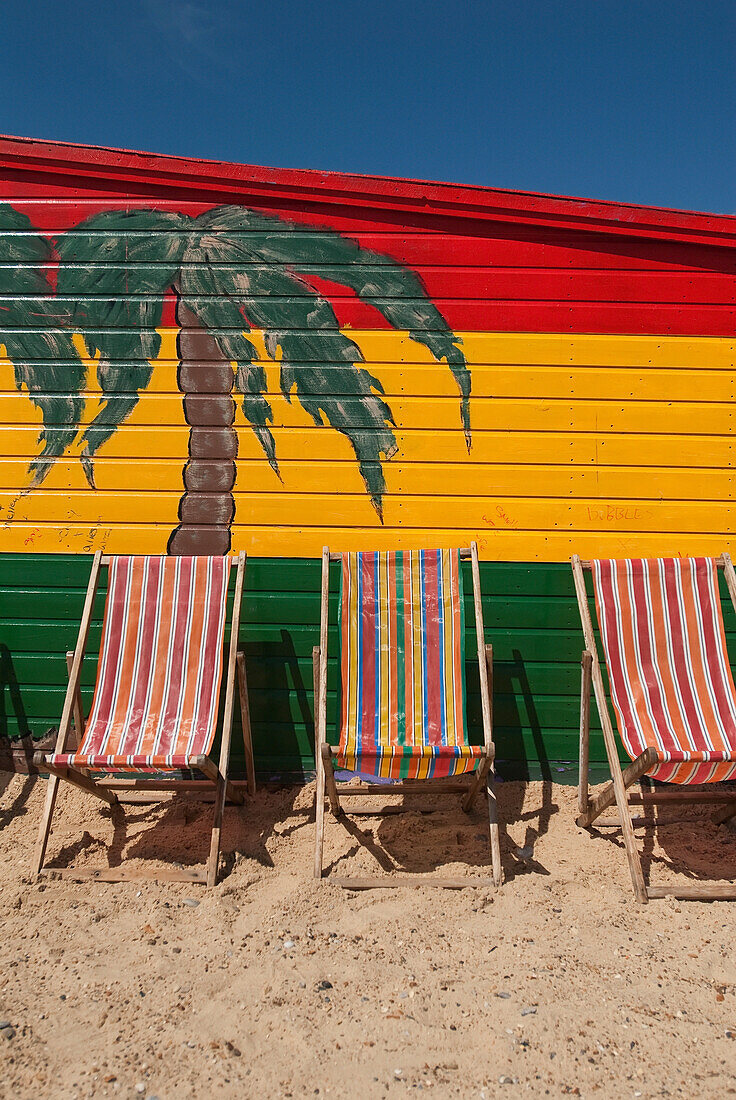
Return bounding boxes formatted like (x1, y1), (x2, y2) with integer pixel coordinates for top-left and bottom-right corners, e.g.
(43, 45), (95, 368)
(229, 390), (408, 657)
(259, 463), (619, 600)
(33, 551), (104, 878)
(321, 744), (341, 815)
(206, 550), (247, 888)
(487, 766), (503, 887)
(575, 741), (651, 904)
(578, 650), (592, 816)
(66, 652), (85, 749)
(33, 763), (119, 877)
(313, 646), (327, 879)
(32, 773), (61, 877)
(314, 772), (326, 880)
(476, 641), (503, 887)
(604, 755), (648, 903)
(206, 773), (227, 888)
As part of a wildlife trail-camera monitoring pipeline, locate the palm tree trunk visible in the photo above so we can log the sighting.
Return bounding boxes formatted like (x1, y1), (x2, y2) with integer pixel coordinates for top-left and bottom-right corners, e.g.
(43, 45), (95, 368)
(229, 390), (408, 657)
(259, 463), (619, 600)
(167, 296), (237, 555)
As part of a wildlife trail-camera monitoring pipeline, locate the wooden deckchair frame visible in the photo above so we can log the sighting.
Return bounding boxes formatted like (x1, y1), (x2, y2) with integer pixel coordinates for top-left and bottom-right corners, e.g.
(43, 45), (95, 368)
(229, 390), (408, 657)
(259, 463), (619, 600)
(32, 550), (256, 887)
(572, 552), (736, 903)
(313, 541), (502, 889)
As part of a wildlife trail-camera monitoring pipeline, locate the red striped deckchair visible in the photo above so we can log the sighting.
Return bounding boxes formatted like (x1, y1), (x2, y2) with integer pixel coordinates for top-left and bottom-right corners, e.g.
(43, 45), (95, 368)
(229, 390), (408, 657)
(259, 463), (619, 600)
(572, 553), (736, 903)
(33, 552), (256, 887)
(314, 543), (502, 888)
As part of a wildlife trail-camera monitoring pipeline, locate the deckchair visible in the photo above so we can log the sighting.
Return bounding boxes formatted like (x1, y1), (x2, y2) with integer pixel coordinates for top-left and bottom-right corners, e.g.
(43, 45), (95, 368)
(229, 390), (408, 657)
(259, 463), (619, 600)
(33, 551), (256, 887)
(313, 542), (502, 888)
(572, 553), (736, 902)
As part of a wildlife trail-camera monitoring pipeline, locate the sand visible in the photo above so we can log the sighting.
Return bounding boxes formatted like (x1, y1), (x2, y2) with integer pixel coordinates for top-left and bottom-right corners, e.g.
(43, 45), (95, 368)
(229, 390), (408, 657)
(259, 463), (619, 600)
(1, 773), (736, 1098)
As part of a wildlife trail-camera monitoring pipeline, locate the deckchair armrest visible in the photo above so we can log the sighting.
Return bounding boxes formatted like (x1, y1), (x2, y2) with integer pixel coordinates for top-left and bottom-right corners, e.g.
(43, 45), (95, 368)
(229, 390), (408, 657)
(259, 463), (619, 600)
(33, 751), (51, 768)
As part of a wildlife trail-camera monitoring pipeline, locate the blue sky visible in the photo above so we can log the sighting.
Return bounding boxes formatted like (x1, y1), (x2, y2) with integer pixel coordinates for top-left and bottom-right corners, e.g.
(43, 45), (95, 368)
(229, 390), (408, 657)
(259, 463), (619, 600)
(3, 0), (735, 213)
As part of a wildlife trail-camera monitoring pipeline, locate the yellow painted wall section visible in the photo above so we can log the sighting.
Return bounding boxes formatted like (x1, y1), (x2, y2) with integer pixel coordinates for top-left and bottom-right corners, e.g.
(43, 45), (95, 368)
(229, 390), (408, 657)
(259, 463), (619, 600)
(1, 329), (735, 559)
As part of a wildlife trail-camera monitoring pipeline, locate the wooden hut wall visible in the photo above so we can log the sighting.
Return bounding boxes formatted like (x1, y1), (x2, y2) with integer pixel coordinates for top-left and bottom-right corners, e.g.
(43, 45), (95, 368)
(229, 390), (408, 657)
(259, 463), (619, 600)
(1, 138), (735, 777)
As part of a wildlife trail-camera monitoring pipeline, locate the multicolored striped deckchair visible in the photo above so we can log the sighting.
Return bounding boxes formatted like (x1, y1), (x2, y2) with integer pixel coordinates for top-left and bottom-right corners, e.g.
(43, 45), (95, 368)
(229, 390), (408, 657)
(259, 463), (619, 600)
(33, 552), (256, 887)
(314, 543), (502, 888)
(572, 553), (736, 903)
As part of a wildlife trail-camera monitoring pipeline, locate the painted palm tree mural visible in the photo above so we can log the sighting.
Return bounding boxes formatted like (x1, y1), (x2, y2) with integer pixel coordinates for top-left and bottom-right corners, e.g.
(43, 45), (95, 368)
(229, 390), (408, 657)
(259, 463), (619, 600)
(1, 203), (470, 553)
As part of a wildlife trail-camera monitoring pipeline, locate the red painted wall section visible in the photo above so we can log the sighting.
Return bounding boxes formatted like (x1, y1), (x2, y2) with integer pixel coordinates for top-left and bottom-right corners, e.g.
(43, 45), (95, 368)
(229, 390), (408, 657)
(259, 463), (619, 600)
(0, 135), (735, 337)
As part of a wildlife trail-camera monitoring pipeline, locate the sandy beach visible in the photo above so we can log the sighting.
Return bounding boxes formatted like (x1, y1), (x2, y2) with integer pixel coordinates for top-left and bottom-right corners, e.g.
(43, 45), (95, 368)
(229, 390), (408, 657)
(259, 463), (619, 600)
(1, 773), (736, 1098)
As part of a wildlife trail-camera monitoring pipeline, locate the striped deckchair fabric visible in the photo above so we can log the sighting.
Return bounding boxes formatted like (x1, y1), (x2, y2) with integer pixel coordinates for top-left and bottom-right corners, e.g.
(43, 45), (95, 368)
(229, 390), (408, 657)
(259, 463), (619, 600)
(50, 555), (231, 772)
(591, 557), (736, 784)
(337, 548), (483, 779)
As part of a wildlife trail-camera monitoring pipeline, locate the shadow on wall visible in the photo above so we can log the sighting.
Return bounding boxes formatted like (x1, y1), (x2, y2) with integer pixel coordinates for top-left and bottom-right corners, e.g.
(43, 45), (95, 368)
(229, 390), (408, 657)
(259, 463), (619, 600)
(0, 645), (30, 742)
(0, 643), (38, 827)
(213, 629), (313, 779)
(493, 648), (556, 867)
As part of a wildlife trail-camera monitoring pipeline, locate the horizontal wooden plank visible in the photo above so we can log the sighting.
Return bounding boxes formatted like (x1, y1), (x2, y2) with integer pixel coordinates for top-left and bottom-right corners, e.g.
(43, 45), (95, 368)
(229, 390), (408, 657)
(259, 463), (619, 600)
(2, 426), (734, 471)
(0, 590), (587, 626)
(4, 260), (736, 292)
(1, 175), (733, 249)
(3, 267), (736, 302)
(5, 327), (736, 370)
(2, 297), (736, 333)
(1, 459), (732, 500)
(0, 524), (733, 559)
(0, 555), (575, 594)
(3, 391), (736, 436)
(0, 620), (594, 660)
(1, 619), (733, 658)
(3, 220), (735, 272)
(0, 694), (597, 743)
(0, 491), (731, 532)
(6, 363), (736, 402)
(0, 682), (608, 732)
(1, 652), (599, 697)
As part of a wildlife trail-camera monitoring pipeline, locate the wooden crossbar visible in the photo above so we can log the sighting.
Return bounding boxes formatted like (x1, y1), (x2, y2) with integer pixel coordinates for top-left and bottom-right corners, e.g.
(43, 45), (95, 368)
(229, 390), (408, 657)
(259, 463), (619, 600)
(578, 555), (728, 571)
(330, 876), (483, 890)
(326, 547), (473, 562)
(46, 866), (208, 884)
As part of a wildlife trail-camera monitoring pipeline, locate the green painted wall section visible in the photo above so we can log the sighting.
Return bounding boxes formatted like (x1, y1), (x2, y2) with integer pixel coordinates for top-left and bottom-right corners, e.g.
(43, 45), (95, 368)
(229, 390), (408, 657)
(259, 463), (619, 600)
(3, 554), (736, 781)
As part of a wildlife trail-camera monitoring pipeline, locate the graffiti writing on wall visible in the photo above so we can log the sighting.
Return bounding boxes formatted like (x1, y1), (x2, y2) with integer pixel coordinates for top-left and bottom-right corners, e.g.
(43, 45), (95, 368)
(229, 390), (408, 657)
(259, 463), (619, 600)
(0, 203), (470, 554)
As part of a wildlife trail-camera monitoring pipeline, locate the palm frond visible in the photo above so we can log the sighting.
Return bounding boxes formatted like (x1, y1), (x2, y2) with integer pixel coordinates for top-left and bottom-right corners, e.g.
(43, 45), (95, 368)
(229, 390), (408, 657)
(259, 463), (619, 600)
(55, 210), (190, 483)
(188, 207), (440, 514)
(305, 240), (470, 448)
(0, 204), (55, 293)
(279, 330), (396, 516)
(12, 327), (88, 486)
(187, 238), (394, 512)
(215, 211), (472, 448)
(178, 233), (277, 473)
(0, 205), (86, 484)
